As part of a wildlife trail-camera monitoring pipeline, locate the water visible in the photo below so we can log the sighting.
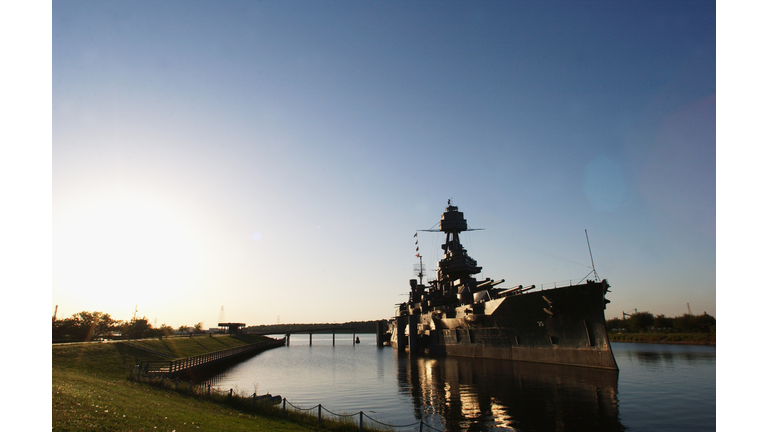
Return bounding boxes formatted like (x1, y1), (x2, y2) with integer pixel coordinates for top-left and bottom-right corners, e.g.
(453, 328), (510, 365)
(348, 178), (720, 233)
(205, 334), (715, 431)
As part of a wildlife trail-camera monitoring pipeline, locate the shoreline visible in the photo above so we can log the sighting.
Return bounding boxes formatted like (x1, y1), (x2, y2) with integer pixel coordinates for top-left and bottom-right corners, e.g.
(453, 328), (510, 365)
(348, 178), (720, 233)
(608, 333), (715, 347)
(611, 339), (715, 347)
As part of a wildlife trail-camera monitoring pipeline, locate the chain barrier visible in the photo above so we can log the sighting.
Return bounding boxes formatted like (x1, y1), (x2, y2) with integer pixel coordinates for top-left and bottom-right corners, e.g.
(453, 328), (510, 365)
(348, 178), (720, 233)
(132, 370), (445, 431)
(361, 411), (422, 428)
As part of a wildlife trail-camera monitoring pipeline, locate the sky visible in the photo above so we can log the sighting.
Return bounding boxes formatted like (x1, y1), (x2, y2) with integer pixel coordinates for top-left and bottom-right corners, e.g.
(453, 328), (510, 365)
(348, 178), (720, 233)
(47, 0), (718, 329)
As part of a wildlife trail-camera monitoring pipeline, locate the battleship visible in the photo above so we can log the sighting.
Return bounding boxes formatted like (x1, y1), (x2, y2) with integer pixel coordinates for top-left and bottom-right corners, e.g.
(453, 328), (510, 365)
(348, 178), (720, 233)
(388, 201), (618, 370)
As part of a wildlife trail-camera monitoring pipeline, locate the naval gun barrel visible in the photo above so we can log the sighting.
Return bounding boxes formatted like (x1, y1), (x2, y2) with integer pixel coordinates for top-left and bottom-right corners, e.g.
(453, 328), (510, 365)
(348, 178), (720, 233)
(497, 284), (536, 297)
(476, 278), (505, 289)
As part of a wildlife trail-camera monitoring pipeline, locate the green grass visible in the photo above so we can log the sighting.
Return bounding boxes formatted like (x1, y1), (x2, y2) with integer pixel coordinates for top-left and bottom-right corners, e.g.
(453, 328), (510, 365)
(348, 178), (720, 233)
(53, 338), (389, 431)
(608, 331), (715, 345)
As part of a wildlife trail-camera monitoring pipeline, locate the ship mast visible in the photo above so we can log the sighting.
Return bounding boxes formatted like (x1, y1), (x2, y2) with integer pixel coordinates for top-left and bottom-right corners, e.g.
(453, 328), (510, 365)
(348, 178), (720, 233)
(414, 232), (425, 285)
(436, 200), (482, 294)
(585, 229), (599, 281)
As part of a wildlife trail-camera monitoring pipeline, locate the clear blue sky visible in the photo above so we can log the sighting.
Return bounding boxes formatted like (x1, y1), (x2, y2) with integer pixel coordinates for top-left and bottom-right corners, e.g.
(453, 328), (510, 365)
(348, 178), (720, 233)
(50, 1), (716, 327)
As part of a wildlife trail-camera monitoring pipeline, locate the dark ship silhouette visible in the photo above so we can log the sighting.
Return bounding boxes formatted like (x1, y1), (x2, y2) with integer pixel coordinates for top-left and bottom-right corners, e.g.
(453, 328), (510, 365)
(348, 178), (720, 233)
(388, 201), (618, 370)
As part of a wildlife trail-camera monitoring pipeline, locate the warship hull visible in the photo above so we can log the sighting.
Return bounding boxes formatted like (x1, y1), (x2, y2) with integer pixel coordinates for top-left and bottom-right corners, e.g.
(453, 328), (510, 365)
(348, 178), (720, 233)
(390, 280), (616, 370)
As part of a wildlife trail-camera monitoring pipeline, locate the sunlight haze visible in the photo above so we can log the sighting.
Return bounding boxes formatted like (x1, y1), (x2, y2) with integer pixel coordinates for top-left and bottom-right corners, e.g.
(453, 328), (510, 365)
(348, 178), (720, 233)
(52, 1), (716, 328)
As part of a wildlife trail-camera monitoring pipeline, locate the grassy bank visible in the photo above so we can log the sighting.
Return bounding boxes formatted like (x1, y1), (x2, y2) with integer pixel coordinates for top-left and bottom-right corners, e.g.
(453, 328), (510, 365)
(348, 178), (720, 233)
(608, 332), (715, 346)
(53, 337), (385, 431)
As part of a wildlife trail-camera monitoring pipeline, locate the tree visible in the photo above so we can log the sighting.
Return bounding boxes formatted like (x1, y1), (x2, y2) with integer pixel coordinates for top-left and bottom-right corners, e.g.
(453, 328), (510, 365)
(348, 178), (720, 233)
(122, 317), (153, 339)
(606, 317), (624, 331)
(673, 314), (696, 332)
(194, 322), (204, 333)
(654, 314), (673, 330)
(159, 324), (175, 336)
(693, 312), (716, 332)
(627, 311), (654, 332)
(52, 311), (120, 342)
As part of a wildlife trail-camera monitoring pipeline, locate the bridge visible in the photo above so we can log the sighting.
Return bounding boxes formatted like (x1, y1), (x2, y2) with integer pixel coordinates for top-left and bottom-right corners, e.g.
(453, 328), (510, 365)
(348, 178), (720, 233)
(248, 327), (360, 346)
(246, 320), (390, 346)
(248, 322), (390, 346)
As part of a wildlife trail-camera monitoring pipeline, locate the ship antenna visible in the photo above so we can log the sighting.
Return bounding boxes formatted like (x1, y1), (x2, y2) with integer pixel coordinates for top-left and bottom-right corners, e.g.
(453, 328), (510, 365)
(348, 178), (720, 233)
(585, 229), (599, 281)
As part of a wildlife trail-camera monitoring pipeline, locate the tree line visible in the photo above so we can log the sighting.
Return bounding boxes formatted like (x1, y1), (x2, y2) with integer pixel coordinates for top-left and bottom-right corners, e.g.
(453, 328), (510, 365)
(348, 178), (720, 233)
(245, 320), (383, 335)
(52, 311), (207, 342)
(606, 311), (715, 333)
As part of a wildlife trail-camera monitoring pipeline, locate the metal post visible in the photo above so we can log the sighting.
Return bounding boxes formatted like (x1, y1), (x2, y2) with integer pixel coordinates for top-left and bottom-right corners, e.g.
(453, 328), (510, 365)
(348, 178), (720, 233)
(208, 384), (211, 395)
(282, 398), (286, 417)
(318, 404), (322, 426)
(419, 420), (424, 432)
(310, 332), (312, 346)
(353, 331), (356, 345)
(359, 411), (363, 432)
(409, 314), (420, 352)
(229, 388), (233, 398)
(253, 393), (256, 409)
(333, 330), (335, 346)
(396, 316), (407, 352)
(376, 321), (384, 346)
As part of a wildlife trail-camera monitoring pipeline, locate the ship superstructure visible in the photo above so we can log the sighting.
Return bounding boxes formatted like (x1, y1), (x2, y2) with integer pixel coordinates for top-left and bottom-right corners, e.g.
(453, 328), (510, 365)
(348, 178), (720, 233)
(389, 201), (618, 370)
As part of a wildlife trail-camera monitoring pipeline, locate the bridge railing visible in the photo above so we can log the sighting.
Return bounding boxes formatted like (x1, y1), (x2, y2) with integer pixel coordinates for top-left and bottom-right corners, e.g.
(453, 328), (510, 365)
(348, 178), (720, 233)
(135, 338), (285, 379)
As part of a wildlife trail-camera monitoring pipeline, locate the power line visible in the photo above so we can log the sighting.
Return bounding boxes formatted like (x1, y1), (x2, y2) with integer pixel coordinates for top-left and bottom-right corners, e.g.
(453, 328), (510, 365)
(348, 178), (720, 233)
(487, 229), (592, 269)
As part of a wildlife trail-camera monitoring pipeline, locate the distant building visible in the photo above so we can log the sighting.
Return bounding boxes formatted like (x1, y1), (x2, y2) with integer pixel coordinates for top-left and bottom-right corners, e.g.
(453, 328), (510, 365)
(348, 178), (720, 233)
(218, 322), (246, 335)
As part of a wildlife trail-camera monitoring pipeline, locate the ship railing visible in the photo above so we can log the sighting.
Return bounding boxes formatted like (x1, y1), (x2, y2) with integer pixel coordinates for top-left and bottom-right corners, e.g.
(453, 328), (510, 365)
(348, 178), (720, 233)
(537, 279), (586, 290)
(494, 279), (588, 297)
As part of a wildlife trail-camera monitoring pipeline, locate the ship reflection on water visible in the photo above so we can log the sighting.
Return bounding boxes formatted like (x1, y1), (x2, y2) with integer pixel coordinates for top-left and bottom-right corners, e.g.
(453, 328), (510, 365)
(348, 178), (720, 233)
(398, 354), (626, 432)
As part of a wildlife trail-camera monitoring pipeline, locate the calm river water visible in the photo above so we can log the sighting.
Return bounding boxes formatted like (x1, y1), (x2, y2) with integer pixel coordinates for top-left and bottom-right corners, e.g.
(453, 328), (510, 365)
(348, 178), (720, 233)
(205, 334), (715, 431)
